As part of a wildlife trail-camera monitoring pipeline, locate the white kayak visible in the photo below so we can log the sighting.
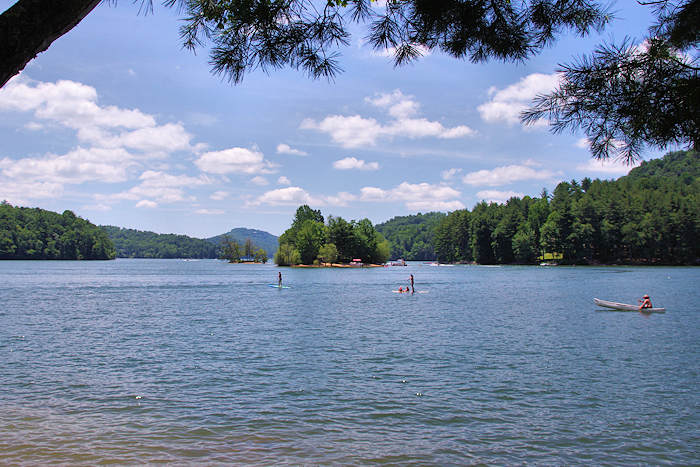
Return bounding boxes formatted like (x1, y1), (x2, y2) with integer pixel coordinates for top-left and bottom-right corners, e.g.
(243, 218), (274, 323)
(594, 298), (666, 313)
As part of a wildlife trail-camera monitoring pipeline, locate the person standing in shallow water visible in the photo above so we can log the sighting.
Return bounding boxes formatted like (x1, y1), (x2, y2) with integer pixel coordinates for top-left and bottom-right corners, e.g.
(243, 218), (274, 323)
(278, 271), (282, 287)
(410, 274), (415, 294)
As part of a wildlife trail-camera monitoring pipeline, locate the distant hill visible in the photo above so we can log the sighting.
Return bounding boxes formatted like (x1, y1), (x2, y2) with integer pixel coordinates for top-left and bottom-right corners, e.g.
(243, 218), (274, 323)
(102, 226), (219, 258)
(624, 150), (699, 181)
(206, 228), (278, 257)
(375, 212), (446, 261)
(1, 203), (115, 260)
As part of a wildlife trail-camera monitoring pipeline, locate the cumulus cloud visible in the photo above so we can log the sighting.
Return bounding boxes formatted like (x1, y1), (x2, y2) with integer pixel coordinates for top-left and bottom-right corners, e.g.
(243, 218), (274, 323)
(0, 77), (208, 205)
(333, 157), (380, 171)
(441, 168), (462, 180)
(301, 89), (476, 148)
(277, 176), (291, 185)
(476, 190), (525, 203)
(360, 181), (464, 211)
(576, 158), (639, 176)
(276, 143), (308, 156)
(194, 147), (276, 175)
(0, 147), (134, 184)
(195, 208), (225, 215)
(135, 200), (158, 208)
(251, 175), (269, 186)
(463, 163), (560, 187)
(0, 78), (198, 156)
(0, 180), (63, 205)
(249, 187), (356, 208)
(97, 170), (213, 206)
(210, 190), (229, 200)
(477, 73), (560, 127)
(251, 186), (315, 206)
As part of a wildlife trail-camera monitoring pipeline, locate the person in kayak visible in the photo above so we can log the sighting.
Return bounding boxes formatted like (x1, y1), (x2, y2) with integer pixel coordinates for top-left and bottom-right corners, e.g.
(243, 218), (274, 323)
(638, 294), (652, 309)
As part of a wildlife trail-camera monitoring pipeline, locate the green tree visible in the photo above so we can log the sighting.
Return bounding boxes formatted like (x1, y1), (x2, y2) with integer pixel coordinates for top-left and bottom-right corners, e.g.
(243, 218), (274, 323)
(220, 235), (241, 262)
(512, 226), (538, 264)
(274, 243), (301, 266)
(295, 219), (326, 264)
(317, 243), (338, 264)
(254, 248), (268, 263)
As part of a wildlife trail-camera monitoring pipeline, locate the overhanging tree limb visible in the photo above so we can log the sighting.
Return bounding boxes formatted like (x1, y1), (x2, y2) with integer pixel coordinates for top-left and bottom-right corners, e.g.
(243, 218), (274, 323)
(0, 0), (101, 87)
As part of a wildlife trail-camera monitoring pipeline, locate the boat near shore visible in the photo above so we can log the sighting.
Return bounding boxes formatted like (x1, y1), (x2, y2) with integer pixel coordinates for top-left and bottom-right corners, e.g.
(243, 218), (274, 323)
(594, 298), (666, 313)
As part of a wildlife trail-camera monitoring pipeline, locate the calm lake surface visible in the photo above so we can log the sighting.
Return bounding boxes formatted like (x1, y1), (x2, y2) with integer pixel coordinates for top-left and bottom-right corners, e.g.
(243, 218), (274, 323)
(1, 259), (698, 465)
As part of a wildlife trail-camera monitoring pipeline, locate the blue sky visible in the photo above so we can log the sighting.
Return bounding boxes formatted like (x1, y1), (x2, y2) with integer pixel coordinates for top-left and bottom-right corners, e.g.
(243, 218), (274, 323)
(0, 1), (670, 237)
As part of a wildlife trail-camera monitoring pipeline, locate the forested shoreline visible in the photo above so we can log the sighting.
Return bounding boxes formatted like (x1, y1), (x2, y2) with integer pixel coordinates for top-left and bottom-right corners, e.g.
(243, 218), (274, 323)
(432, 150), (698, 265)
(0, 203), (115, 260)
(1, 151), (696, 264)
(101, 226), (219, 259)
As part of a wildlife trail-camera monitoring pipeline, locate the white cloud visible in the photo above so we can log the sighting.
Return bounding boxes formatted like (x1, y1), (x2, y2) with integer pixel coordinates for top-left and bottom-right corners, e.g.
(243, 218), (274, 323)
(277, 176), (291, 186)
(463, 163), (560, 186)
(0, 78), (155, 129)
(195, 208), (225, 215)
(249, 187), (356, 208)
(333, 157), (380, 171)
(441, 168), (462, 180)
(251, 175), (269, 186)
(210, 190), (229, 200)
(194, 147), (276, 175)
(301, 115), (383, 148)
(302, 89), (476, 148)
(406, 200), (466, 211)
(575, 138), (589, 149)
(360, 181), (464, 211)
(0, 77), (198, 158)
(576, 158), (639, 176)
(97, 170), (213, 205)
(252, 186), (315, 206)
(0, 77), (208, 205)
(325, 191), (357, 207)
(0, 146), (134, 184)
(478, 73), (560, 127)
(82, 203), (112, 212)
(365, 89), (420, 119)
(24, 121), (43, 131)
(135, 200), (158, 208)
(276, 143), (308, 156)
(476, 190), (525, 203)
(0, 180), (63, 205)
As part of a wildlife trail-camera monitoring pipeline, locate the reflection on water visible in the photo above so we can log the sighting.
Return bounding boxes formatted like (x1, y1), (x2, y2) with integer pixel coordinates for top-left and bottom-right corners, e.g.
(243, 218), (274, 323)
(1, 260), (698, 464)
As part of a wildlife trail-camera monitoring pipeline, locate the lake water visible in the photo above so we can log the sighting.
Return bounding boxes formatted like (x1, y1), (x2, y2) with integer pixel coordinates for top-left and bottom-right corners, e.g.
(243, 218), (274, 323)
(1, 259), (698, 464)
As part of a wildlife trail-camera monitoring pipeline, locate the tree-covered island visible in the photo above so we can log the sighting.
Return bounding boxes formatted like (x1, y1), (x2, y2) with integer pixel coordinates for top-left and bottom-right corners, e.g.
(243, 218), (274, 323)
(275, 205), (390, 266)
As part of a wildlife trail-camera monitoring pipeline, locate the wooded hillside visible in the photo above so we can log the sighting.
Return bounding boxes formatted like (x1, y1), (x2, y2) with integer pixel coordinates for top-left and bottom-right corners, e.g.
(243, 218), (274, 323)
(0, 203), (115, 260)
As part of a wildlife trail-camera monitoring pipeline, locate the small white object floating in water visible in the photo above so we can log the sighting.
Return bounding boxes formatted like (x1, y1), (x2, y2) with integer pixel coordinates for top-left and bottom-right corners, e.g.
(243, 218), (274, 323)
(593, 298), (666, 313)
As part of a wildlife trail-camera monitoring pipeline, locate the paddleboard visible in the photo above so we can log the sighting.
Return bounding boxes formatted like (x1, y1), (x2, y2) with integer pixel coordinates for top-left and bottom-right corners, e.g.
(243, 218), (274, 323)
(392, 290), (428, 294)
(268, 284), (291, 289)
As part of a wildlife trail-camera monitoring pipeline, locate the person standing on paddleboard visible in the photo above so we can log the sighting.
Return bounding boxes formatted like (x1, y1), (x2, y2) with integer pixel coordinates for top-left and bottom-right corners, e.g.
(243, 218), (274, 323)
(278, 271), (282, 288)
(409, 274), (415, 294)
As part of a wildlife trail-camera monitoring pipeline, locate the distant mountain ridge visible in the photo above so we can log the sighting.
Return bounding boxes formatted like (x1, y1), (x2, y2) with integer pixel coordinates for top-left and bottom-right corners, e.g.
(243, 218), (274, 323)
(206, 228), (278, 257)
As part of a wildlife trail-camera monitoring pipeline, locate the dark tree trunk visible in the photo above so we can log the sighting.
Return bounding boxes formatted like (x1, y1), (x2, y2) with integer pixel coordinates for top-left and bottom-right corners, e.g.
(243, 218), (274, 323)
(0, 0), (101, 88)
